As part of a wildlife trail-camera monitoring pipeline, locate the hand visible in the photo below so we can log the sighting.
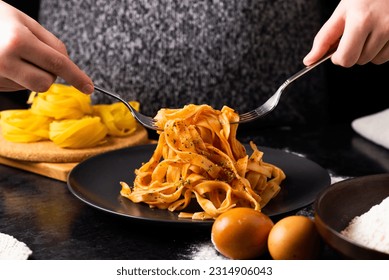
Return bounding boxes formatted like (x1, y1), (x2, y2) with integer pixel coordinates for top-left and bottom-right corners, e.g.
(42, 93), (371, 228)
(0, 1), (93, 93)
(303, 0), (389, 67)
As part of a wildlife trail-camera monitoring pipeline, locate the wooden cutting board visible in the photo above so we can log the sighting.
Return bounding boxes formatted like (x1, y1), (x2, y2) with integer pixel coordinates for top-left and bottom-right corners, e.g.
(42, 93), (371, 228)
(0, 125), (150, 182)
(0, 156), (77, 182)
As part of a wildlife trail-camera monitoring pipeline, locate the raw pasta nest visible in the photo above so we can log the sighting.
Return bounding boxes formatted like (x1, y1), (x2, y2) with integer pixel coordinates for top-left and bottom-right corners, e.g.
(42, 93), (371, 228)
(0, 84), (140, 149)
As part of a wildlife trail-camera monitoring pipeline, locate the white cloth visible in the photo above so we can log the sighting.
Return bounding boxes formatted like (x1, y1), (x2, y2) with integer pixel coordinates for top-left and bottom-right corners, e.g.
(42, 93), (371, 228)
(351, 108), (389, 150)
(0, 233), (32, 260)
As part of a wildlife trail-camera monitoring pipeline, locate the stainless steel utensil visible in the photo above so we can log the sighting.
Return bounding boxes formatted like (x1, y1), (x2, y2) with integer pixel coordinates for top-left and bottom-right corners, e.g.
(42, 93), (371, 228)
(94, 86), (159, 130)
(236, 49), (335, 124)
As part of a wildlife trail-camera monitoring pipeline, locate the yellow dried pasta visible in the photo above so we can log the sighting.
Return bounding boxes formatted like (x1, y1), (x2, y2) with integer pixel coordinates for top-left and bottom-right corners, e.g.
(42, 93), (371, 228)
(93, 101), (139, 137)
(0, 109), (51, 142)
(29, 83), (93, 120)
(49, 116), (108, 148)
(0, 83), (141, 149)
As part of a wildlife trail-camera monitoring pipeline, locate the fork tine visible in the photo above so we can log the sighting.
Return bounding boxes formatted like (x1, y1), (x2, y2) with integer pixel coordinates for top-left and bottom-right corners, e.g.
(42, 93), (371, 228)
(235, 100), (274, 123)
(124, 105), (160, 131)
(238, 111), (259, 122)
(236, 108), (263, 123)
(94, 86), (160, 131)
(134, 112), (160, 130)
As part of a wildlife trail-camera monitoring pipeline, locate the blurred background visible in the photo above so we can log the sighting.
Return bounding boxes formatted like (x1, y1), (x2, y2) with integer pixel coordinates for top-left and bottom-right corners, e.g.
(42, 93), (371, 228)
(1, 0), (388, 127)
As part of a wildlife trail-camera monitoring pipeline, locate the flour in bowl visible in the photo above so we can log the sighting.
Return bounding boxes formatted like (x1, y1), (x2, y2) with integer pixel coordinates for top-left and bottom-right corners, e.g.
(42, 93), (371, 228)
(341, 196), (389, 254)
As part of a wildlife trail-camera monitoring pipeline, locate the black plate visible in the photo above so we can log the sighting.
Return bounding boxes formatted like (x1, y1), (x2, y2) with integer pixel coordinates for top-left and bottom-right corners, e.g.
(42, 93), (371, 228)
(67, 144), (330, 225)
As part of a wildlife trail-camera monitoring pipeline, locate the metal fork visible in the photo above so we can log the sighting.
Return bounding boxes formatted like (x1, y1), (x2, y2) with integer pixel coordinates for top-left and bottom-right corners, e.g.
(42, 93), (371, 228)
(236, 49), (335, 124)
(93, 86), (160, 130)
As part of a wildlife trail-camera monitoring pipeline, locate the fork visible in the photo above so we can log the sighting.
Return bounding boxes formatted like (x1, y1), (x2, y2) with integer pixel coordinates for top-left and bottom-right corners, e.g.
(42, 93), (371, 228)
(236, 49), (335, 124)
(93, 86), (160, 130)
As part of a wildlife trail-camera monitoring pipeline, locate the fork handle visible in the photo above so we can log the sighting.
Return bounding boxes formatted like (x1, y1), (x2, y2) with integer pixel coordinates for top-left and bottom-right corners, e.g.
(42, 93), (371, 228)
(94, 85), (123, 101)
(287, 49), (335, 85)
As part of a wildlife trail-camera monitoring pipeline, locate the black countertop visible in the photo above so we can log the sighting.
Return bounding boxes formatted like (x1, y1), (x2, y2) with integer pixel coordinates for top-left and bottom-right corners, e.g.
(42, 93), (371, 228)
(1, 123), (388, 260)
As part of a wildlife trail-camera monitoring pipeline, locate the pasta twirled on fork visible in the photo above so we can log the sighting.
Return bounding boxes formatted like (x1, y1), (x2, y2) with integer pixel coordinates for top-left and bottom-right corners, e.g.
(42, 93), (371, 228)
(120, 104), (285, 220)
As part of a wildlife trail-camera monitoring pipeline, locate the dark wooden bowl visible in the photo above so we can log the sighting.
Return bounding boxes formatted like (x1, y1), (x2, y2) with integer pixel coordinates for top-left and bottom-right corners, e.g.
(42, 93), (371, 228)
(314, 174), (389, 259)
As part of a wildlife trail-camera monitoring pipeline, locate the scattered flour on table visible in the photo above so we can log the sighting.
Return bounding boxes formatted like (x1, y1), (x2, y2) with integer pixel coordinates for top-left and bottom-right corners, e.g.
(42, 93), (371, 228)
(0, 233), (32, 259)
(187, 242), (226, 260)
(341, 196), (389, 254)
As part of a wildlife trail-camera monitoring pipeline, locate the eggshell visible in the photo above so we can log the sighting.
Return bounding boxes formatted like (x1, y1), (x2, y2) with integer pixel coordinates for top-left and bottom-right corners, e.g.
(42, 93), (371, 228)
(211, 207), (274, 259)
(267, 215), (321, 260)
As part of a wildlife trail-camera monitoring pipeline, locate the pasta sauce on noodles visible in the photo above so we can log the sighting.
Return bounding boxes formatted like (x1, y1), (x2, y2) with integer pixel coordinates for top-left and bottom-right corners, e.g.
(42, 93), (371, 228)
(120, 104), (285, 220)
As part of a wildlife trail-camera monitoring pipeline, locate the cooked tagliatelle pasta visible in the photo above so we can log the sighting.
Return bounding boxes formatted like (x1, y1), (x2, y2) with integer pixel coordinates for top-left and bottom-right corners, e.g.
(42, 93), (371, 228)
(120, 104), (286, 220)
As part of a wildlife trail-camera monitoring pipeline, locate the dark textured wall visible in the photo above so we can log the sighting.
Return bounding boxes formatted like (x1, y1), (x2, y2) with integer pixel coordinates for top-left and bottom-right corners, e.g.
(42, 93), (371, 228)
(2, 0), (388, 126)
(38, 0), (329, 127)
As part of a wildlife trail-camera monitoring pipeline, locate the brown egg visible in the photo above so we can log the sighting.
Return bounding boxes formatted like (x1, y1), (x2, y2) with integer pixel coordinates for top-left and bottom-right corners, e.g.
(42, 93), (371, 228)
(267, 215), (321, 260)
(211, 207), (274, 259)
